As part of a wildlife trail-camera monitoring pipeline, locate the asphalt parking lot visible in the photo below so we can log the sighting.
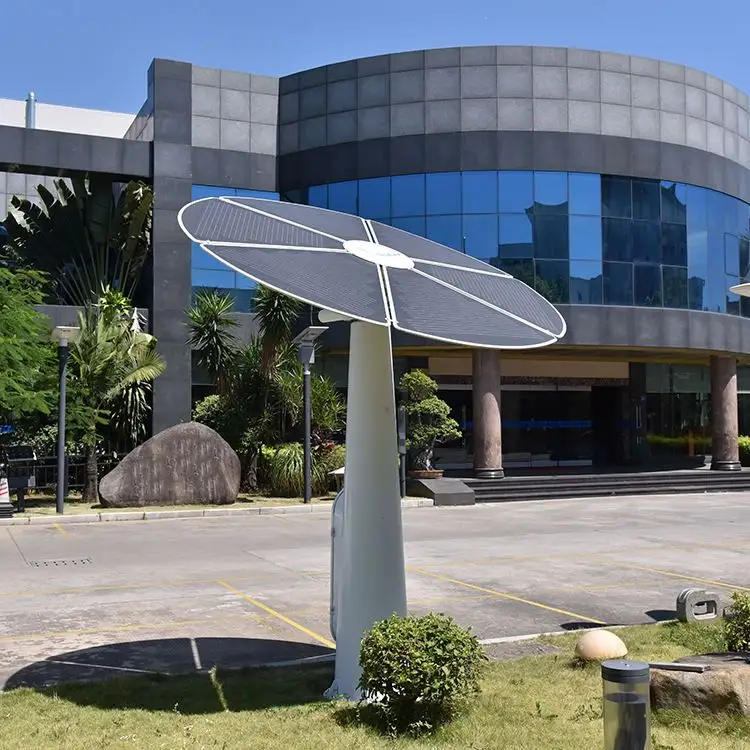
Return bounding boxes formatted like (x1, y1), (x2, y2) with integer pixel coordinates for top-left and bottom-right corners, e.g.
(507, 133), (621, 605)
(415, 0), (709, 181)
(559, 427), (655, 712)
(1, 491), (749, 689)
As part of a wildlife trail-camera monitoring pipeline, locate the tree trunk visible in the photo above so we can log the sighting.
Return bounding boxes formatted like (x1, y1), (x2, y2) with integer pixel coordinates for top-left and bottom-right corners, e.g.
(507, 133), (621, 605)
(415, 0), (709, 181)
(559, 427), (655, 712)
(241, 451), (259, 493)
(83, 445), (99, 503)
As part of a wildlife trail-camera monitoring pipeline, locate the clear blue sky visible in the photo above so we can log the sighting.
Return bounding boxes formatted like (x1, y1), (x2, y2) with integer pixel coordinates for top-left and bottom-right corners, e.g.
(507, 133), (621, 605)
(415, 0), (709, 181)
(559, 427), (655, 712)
(3, 0), (749, 113)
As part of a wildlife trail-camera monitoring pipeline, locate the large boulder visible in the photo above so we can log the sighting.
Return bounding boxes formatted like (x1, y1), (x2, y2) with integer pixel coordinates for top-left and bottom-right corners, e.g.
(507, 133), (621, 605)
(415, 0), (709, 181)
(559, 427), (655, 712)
(99, 422), (241, 507)
(651, 654), (750, 716)
(575, 630), (628, 662)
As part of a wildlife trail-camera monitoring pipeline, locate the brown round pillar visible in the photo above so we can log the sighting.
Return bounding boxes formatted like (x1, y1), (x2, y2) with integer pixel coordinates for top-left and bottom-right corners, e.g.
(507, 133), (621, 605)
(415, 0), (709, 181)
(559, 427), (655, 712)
(473, 349), (503, 479)
(710, 355), (741, 471)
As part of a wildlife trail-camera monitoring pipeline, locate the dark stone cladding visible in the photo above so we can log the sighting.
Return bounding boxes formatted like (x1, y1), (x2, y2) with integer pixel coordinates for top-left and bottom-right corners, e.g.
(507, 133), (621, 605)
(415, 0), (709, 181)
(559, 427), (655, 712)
(191, 147), (277, 192)
(278, 131), (750, 204)
(0, 125), (150, 179)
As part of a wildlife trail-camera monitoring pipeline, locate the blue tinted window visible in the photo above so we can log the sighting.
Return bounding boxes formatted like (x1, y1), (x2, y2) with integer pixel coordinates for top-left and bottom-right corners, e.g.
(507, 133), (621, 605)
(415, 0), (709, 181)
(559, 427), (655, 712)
(462, 171), (498, 214)
(725, 234), (740, 276)
(328, 181), (357, 213)
(192, 185), (228, 199)
(498, 171), (533, 213)
(602, 176), (632, 218)
(235, 187), (280, 199)
(662, 223), (687, 266)
(426, 214), (462, 250)
(686, 185), (708, 225)
(707, 189), (727, 235)
(535, 260), (569, 303)
(661, 182), (687, 224)
(358, 178), (391, 219)
(426, 173), (462, 215)
(568, 173), (601, 216)
(391, 175), (426, 217)
(534, 215), (569, 259)
(741, 236), (750, 278)
(191, 245), (227, 271)
(570, 260), (603, 304)
(193, 269), (235, 288)
(632, 221), (661, 264)
(705, 263), (727, 312)
(498, 214), (533, 258)
(569, 216), (602, 262)
(603, 218), (633, 262)
(634, 264), (662, 307)
(603, 262), (633, 305)
(391, 216), (427, 236)
(307, 185), (328, 208)
(632, 180), (660, 221)
(463, 214), (498, 260)
(534, 172), (568, 215)
(727, 280), (741, 315)
(688, 271), (707, 311)
(663, 266), (688, 308)
(498, 258), (535, 287)
(235, 274), (256, 289)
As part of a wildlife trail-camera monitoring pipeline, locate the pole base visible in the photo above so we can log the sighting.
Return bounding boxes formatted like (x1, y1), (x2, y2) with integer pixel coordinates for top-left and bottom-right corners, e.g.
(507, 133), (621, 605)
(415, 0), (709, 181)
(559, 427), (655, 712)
(474, 467), (504, 479)
(710, 459), (742, 471)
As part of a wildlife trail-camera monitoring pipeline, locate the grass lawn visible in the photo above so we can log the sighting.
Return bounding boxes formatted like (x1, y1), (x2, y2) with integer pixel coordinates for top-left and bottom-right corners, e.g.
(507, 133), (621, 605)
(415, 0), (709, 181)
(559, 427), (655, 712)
(2, 622), (748, 749)
(17, 492), (336, 516)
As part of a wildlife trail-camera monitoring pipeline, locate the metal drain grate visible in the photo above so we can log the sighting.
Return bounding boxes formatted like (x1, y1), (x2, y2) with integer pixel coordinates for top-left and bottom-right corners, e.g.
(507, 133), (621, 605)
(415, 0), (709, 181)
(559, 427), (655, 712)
(27, 558), (93, 568)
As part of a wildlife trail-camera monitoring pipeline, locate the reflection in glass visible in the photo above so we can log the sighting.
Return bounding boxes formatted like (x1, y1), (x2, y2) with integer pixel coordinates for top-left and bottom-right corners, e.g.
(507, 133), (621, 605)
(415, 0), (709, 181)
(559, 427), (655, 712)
(741, 235), (750, 278)
(391, 175), (426, 217)
(462, 171), (498, 214)
(358, 177), (390, 219)
(663, 266), (688, 308)
(568, 173), (601, 216)
(498, 213), (534, 258)
(725, 234), (740, 276)
(661, 182), (687, 224)
(328, 180), (357, 213)
(727, 280), (740, 315)
(463, 214), (498, 260)
(497, 258), (535, 288)
(634, 264), (662, 306)
(570, 260), (603, 304)
(192, 244), (227, 271)
(426, 172), (462, 215)
(632, 180), (660, 221)
(603, 261), (633, 305)
(661, 223), (688, 266)
(534, 260), (569, 303)
(569, 216), (602, 261)
(498, 171), (533, 213)
(632, 221), (661, 263)
(306, 185), (328, 208)
(534, 215), (569, 259)
(602, 176), (632, 218)
(705, 261), (727, 313)
(391, 216), (427, 236)
(426, 214), (462, 250)
(534, 172), (568, 214)
(192, 268), (236, 288)
(603, 218), (632, 262)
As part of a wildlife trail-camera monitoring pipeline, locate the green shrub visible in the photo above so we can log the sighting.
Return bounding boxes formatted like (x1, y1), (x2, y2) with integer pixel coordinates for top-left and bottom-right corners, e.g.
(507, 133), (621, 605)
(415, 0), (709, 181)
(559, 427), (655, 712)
(725, 592), (750, 651)
(358, 613), (487, 736)
(739, 436), (750, 467)
(264, 442), (333, 497)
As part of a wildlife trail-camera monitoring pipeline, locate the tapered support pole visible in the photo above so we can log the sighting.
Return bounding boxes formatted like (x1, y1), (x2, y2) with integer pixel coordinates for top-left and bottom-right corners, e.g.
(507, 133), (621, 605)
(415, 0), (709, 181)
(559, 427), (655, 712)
(327, 321), (407, 700)
(303, 363), (312, 503)
(56, 341), (69, 514)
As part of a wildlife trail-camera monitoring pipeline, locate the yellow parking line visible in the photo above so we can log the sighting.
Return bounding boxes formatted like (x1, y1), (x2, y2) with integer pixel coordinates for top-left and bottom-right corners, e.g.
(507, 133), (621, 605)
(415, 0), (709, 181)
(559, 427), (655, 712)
(52, 523), (68, 535)
(409, 567), (606, 625)
(216, 580), (335, 649)
(0, 618), (207, 643)
(590, 558), (750, 592)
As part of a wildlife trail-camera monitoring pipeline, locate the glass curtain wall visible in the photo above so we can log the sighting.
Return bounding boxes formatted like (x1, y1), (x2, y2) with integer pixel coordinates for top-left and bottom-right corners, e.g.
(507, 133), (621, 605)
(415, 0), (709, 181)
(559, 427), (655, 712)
(289, 172), (750, 315)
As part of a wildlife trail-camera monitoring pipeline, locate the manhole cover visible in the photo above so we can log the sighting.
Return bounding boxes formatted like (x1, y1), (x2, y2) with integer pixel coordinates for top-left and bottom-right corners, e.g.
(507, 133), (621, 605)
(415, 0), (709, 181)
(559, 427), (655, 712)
(27, 558), (93, 568)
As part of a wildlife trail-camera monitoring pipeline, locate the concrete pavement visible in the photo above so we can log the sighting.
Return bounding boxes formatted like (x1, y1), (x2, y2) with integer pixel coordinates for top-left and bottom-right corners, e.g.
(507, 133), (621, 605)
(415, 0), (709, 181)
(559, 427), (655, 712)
(1, 491), (749, 689)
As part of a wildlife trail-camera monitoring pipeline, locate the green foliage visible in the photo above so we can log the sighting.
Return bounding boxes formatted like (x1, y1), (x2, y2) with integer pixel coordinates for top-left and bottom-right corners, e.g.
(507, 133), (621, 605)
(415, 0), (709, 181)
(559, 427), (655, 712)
(187, 290), (238, 393)
(262, 442), (332, 497)
(0, 268), (56, 425)
(399, 370), (461, 471)
(725, 592), (750, 652)
(739, 436), (750, 466)
(3, 178), (153, 305)
(252, 286), (301, 374)
(357, 613), (487, 736)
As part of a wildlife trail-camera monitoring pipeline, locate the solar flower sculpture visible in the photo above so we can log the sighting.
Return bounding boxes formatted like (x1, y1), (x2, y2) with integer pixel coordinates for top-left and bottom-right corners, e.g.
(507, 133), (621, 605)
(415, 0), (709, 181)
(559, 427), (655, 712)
(179, 197), (565, 699)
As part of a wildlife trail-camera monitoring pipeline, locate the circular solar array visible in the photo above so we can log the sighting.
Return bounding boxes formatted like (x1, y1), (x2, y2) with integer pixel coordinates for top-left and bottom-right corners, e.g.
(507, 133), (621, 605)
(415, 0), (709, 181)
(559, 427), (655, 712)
(178, 196), (567, 349)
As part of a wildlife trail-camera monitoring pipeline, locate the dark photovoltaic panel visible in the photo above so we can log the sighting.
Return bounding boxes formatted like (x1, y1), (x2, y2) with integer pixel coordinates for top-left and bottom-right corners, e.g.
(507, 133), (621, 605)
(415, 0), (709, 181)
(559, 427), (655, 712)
(205, 244), (388, 324)
(386, 269), (554, 348)
(182, 199), (343, 249)
(229, 198), (371, 241)
(419, 265), (566, 337)
(369, 221), (510, 274)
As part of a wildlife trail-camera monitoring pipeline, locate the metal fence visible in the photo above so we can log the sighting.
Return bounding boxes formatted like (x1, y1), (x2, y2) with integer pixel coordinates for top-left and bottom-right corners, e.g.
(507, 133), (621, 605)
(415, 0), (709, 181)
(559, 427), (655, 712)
(7, 454), (119, 492)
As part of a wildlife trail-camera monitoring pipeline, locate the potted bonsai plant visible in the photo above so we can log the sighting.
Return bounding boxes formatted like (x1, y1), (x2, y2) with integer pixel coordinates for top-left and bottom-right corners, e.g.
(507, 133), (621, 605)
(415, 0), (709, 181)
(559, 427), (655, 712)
(400, 369), (461, 479)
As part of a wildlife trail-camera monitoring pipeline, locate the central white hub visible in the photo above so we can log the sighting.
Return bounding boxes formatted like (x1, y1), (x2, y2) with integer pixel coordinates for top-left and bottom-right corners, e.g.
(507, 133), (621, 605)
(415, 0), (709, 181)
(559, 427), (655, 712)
(343, 240), (414, 269)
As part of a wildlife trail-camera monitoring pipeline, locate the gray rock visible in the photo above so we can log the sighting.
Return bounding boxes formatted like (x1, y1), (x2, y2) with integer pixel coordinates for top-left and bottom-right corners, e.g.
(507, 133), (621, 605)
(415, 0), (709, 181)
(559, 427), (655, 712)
(99, 422), (241, 507)
(651, 654), (750, 715)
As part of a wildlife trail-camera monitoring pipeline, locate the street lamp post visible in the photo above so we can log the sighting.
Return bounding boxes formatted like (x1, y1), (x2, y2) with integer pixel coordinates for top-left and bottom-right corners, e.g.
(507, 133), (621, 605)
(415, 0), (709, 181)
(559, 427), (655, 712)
(51, 325), (80, 514)
(292, 326), (329, 504)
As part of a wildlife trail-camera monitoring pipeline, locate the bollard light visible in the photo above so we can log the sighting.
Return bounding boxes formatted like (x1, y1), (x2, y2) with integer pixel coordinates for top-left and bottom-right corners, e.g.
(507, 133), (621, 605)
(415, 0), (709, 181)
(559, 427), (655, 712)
(602, 660), (651, 750)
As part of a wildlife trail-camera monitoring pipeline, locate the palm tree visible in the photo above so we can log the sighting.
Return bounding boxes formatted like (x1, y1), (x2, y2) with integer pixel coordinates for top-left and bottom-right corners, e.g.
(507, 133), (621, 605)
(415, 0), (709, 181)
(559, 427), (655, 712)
(252, 286), (302, 375)
(70, 293), (165, 501)
(2, 176), (152, 305)
(187, 290), (238, 393)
